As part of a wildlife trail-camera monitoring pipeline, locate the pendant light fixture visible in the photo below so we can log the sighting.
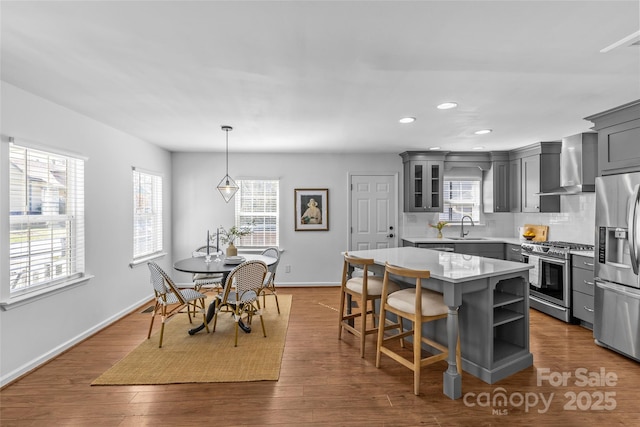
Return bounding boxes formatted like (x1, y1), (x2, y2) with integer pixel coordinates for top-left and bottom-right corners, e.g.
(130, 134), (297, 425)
(217, 125), (238, 203)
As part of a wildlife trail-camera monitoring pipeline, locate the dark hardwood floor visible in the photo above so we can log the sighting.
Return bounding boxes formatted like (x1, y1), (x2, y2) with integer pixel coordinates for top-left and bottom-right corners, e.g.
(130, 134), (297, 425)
(1, 287), (638, 426)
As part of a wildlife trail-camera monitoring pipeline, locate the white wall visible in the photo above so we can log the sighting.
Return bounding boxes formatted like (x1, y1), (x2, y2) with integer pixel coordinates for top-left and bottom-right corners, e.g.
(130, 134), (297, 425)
(0, 83), (172, 386)
(171, 152), (402, 285)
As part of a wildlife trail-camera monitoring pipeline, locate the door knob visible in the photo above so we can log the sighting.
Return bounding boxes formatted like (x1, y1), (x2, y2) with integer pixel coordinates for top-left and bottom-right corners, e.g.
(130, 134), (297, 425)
(387, 233), (394, 238)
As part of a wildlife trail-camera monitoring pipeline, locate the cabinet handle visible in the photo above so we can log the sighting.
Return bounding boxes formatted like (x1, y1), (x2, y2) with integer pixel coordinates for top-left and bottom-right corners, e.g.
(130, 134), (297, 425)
(583, 261), (594, 267)
(583, 306), (594, 313)
(584, 280), (594, 286)
(511, 248), (520, 252)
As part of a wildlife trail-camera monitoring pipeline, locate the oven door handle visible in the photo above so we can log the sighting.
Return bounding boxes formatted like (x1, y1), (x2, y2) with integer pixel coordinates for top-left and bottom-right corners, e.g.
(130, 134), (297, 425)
(536, 256), (567, 266)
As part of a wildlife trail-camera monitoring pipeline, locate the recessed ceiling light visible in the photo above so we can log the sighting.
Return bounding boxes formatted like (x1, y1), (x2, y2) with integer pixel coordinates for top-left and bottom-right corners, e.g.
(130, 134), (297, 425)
(472, 146), (485, 150)
(399, 117), (416, 124)
(474, 129), (492, 135)
(429, 146), (441, 150)
(437, 102), (458, 110)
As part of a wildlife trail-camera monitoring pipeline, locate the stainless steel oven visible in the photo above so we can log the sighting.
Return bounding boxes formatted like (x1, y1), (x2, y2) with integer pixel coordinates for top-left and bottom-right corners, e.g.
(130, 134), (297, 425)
(521, 241), (594, 323)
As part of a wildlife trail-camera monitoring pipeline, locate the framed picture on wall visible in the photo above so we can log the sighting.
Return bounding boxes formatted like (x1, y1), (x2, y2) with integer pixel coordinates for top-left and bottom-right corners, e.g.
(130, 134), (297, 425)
(295, 188), (329, 231)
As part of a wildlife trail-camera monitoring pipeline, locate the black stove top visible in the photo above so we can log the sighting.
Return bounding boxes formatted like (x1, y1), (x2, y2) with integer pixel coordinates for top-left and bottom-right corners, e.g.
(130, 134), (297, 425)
(521, 241), (594, 259)
(529, 241), (594, 250)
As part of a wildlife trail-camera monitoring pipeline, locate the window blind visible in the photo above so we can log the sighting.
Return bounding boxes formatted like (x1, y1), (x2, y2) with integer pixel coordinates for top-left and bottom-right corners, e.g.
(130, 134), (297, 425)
(133, 168), (163, 259)
(439, 180), (481, 223)
(234, 179), (279, 247)
(9, 143), (85, 293)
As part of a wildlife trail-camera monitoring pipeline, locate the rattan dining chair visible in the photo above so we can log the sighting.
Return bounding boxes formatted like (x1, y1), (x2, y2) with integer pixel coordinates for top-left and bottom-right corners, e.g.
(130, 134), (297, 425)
(192, 245), (224, 293)
(259, 247), (281, 313)
(212, 260), (268, 347)
(147, 262), (209, 348)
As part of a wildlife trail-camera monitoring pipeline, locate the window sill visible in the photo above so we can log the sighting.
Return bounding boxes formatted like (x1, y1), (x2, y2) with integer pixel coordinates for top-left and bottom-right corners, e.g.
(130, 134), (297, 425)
(129, 252), (167, 268)
(1, 274), (95, 311)
(237, 247), (284, 254)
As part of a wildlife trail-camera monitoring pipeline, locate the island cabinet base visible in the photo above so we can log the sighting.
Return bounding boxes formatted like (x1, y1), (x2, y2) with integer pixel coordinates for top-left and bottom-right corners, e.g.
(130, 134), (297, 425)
(400, 271), (533, 385)
(459, 272), (533, 384)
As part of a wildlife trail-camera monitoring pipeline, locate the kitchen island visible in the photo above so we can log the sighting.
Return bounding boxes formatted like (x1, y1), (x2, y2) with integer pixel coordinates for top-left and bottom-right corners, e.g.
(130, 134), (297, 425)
(347, 246), (533, 399)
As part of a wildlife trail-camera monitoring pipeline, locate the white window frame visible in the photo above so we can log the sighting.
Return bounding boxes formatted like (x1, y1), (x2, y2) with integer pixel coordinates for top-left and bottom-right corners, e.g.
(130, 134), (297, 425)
(439, 179), (482, 224)
(234, 179), (279, 248)
(132, 167), (163, 263)
(7, 140), (87, 300)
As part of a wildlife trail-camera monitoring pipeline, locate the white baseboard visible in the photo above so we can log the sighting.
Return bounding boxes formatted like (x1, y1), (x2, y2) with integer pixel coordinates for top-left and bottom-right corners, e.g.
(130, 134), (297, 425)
(275, 282), (339, 287)
(0, 295), (152, 387)
(1, 284), (339, 386)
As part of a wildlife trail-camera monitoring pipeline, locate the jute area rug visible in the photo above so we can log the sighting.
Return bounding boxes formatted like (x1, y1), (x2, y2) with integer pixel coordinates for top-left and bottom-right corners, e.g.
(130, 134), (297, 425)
(92, 294), (291, 385)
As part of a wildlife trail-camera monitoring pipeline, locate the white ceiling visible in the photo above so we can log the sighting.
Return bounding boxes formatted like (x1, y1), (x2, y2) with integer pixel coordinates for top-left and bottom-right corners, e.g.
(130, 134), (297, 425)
(1, 1), (639, 154)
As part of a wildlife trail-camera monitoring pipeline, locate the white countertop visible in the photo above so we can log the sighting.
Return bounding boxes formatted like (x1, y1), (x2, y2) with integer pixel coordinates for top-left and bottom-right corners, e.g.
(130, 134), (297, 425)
(571, 250), (595, 258)
(348, 246), (532, 284)
(402, 236), (523, 245)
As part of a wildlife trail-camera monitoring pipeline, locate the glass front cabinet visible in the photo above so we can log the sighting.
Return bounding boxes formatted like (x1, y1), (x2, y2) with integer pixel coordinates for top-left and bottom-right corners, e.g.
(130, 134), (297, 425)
(400, 152), (445, 212)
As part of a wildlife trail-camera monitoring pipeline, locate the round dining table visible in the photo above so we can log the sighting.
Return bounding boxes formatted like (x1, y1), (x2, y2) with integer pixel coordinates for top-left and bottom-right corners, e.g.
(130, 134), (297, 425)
(174, 254), (277, 335)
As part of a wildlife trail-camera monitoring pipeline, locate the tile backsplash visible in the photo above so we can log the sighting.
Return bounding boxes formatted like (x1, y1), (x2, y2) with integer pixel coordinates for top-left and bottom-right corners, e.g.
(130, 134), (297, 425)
(401, 193), (596, 245)
(514, 193), (596, 245)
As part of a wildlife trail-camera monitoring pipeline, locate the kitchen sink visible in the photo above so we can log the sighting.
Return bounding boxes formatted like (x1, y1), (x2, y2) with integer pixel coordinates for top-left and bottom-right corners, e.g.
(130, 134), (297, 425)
(447, 237), (490, 240)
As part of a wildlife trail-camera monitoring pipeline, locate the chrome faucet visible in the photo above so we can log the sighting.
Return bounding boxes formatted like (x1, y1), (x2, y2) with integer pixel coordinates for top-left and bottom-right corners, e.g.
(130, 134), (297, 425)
(460, 215), (475, 238)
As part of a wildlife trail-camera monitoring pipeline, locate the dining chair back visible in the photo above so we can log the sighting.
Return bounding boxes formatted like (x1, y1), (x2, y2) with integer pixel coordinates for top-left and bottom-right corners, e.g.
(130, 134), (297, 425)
(213, 260), (268, 346)
(191, 245), (224, 293)
(259, 247), (281, 313)
(147, 262), (209, 348)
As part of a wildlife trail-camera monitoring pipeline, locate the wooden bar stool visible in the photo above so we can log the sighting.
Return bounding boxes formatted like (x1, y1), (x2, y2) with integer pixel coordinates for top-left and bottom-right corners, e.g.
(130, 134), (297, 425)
(338, 253), (401, 358)
(375, 262), (461, 396)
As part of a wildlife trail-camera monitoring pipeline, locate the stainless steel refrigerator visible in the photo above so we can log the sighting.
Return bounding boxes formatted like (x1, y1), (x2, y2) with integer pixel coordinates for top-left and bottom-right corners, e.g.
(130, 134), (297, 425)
(594, 172), (640, 361)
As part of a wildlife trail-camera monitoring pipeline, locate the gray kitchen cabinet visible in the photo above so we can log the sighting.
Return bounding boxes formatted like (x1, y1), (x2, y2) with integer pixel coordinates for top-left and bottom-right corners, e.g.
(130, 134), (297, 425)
(483, 157), (510, 213)
(509, 158), (521, 212)
(514, 142), (561, 213)
(521, 155), (540, 212)
(454, 242), (504, 259)
(585, 100), (640, 176)
(460, 274), (530, 379)
(572, 254), (595, 328)
(400, 152), (446, 212)
(505, 243), (523, 262)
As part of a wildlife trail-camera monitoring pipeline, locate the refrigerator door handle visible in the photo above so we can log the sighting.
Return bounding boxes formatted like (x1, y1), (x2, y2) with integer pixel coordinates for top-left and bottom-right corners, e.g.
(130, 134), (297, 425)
(628, 184), (640, 275)
(597, 279), (640, 298)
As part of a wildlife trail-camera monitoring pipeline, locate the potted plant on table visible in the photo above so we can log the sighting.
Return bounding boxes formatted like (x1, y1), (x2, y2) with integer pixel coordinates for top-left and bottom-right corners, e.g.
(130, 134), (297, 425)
(429, 221), (448, 239)
(217, 225), (252, 256)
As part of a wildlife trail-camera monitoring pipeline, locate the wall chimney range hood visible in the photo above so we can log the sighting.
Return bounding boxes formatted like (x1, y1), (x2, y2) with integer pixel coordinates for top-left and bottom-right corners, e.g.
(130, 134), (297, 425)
(537, 132), (598, 196)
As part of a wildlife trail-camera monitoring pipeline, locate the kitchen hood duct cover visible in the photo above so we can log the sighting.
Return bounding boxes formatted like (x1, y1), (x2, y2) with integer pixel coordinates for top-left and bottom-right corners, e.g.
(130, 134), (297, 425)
(537, 132), (598, 196)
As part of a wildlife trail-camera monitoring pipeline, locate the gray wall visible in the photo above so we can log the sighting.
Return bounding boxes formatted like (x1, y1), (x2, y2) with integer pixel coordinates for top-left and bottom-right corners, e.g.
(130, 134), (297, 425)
(0, 83), (173, 385)
(171, 152), (402, 285)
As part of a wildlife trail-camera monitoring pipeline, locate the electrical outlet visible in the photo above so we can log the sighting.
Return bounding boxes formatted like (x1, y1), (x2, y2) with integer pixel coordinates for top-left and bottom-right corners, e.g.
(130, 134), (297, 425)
(285, 265), (291, 273)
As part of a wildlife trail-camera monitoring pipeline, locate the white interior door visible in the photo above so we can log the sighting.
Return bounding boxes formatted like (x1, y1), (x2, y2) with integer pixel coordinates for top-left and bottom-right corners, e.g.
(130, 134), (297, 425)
(350, 174), (398, 251)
